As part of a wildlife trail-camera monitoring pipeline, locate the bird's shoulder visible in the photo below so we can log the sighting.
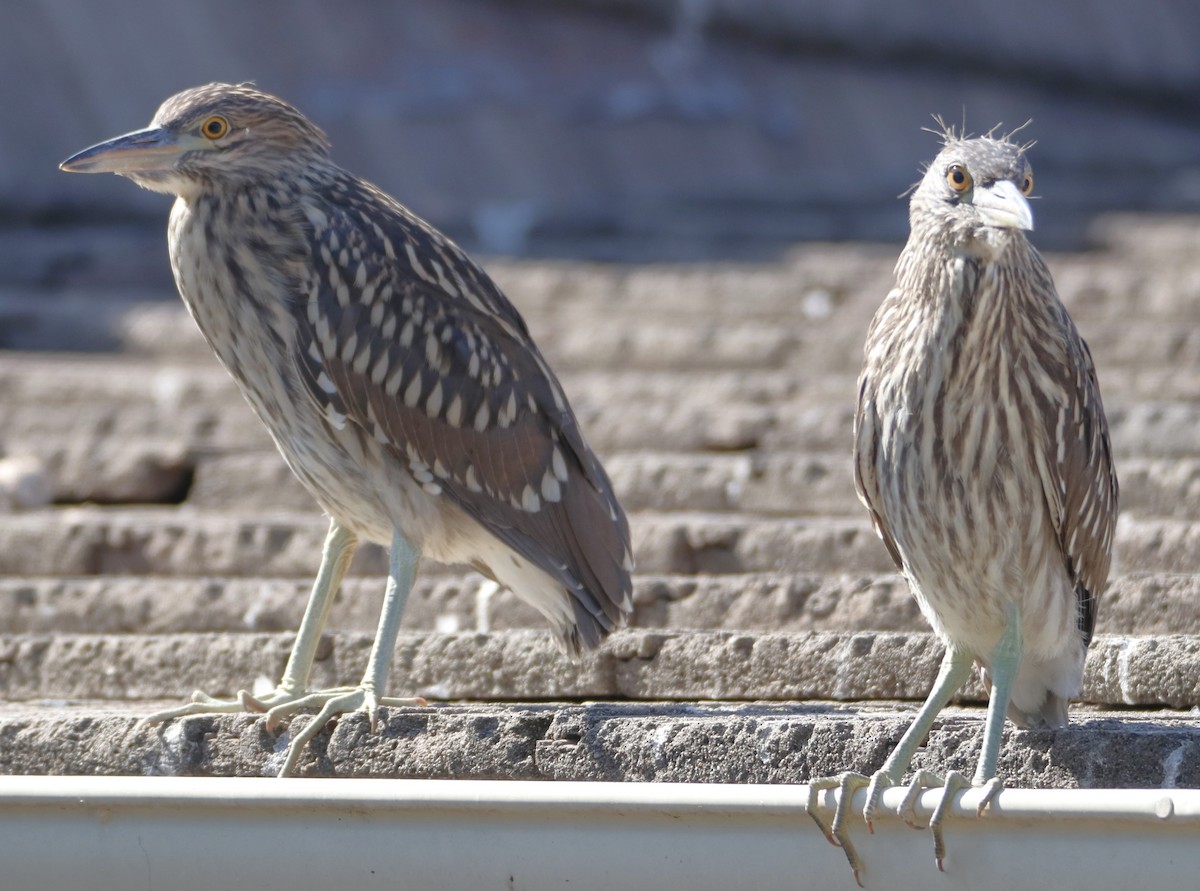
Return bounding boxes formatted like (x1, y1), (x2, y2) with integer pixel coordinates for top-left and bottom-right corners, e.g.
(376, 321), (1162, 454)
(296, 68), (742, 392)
(288, 171), (568, 428)
(299, 172), (532, 336)
(284, 171), (632, 629)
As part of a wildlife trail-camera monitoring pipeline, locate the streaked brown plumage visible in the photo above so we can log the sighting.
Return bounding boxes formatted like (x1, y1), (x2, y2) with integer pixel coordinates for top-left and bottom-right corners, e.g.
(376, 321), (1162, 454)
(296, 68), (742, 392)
(811, 128), (1118, 883)
(60, 83), (633, 775)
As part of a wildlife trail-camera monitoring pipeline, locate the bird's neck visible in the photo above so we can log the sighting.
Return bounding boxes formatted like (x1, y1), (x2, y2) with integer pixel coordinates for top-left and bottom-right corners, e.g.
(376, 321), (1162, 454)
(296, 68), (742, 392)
(167, 189), (304, 411)
(896, 221), (1036, 307)
(889, 230), (1029, 387)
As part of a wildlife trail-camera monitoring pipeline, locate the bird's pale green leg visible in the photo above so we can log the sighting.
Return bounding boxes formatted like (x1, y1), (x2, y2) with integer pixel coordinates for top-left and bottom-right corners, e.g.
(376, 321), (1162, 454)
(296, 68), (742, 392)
(140, 518), (358, 725)
(868, 644), (975, 827)
(974, 602), (1022, 786)
(807, 645), (974, 886)
(922, 602), (1021, 871)
(273, 527), (423, 776)
(249, 519), (358, 713)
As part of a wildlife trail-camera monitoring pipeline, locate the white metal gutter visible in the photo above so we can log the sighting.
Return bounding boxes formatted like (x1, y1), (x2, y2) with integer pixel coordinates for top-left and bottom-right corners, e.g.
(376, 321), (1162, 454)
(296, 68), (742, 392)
(0, 776), (1196, 891)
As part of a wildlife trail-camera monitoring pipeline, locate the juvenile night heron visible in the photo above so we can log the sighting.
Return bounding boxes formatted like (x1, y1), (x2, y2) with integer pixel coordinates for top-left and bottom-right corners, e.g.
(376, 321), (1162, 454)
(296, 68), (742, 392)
(809, 127), (1117, 882)
(61, 83), (634, 776)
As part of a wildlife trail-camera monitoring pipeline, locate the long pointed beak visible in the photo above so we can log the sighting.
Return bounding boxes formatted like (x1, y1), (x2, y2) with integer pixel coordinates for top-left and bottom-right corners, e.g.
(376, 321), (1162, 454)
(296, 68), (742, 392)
(973, 179), (1034, 231)
(60, 126), (184, 175)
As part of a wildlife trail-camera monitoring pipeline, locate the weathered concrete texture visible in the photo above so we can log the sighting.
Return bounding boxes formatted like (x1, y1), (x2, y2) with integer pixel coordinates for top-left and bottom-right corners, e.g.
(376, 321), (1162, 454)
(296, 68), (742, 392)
(0, 455), (52, 511)
(187, 449), (864, 518)
(44, 438), (193, 505)
(631, 573), (923, 634)
(0, 573), (919, 637)
(2, 507), (1198, 581)
(104, 304), (1200, 395)
(30, 248), (1200, 380)
(8, 249), (1200, 483)
(1101, 573), (1200, 636)
(0, 509), (895, 577)
(2, 571), (1197, 639)
(13, 403), (1200, 510)
(5, 218), (1200, 792)
(33, 247), (1200, 367)
(9, 402), (1199, 512)
(0, 509), (387, 578)
(0, 575), (506, 635)
(187, 452), (316, 513)
(0, 630), (1197, 710)
(11, 383), (1200, 470)
(13, 421), (1200, 524)
(529, 705), (1200, 789)
(1116, 459), (1200, 519)
(3, 402), (269, 456)
(0, 702), (1195, 787)
(0, 630), (941, 704)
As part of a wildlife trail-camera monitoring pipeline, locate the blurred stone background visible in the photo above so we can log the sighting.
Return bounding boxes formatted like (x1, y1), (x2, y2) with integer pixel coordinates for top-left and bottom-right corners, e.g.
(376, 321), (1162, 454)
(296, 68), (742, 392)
(4, 0), (1200, 349)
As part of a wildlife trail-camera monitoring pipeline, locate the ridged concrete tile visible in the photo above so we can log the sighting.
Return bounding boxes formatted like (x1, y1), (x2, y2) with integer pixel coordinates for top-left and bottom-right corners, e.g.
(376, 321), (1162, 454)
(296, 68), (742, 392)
(4, 219), (1200, 794)
(0, 630), (1196, 710)
(0, 702), (1195, 787)
(0, 571), (1194, 639)
(0, 508), (1196, 579)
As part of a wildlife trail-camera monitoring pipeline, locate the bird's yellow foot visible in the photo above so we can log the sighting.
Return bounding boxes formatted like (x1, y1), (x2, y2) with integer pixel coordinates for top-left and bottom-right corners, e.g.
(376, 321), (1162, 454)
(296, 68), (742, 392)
(140, 685), (425, 777)
(897, 769), (1004, 870)
(808, 772), (872, 887)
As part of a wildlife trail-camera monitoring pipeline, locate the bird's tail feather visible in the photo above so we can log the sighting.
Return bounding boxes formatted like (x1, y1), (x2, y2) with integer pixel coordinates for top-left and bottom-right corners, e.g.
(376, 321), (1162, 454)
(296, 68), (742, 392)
(989, 646), (1085, 730)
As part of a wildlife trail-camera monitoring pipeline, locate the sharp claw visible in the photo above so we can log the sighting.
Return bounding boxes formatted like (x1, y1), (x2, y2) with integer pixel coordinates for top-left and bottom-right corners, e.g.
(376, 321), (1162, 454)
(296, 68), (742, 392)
(932, 818), (949, 870)
(239, 691), (270, 713)
(832, 774), (871, 880)
(264, 706), (289, 733)
(836, 831), (865, 885)
(927, 769), (972, 871)
(813, 819), (839, 847)
(976, 777), (1004, 817)
(805, 780), (838, 846)
(862, 772), (890, 836)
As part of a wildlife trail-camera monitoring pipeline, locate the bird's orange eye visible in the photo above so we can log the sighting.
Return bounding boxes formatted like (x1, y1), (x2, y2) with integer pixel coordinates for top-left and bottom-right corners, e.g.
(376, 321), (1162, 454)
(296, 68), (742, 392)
(201, 115), (230, 140)
(946, 165), (972, 193)
(1020, 173), (1034, 195)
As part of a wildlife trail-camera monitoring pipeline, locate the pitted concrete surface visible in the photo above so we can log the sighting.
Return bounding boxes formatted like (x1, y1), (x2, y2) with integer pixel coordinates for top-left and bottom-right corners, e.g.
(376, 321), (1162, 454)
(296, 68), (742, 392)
(0, 703), (1196, 789)
(0, 630), (1196, 708)
(1, 224), (1200, 785)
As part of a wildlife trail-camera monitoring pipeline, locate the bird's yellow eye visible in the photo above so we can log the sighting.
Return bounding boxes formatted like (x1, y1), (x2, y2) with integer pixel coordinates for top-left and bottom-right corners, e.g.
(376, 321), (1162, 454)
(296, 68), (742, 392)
(1020, 173), (1034, 195)
(201, 115), (230, 140)
(946, 165), (972, 193)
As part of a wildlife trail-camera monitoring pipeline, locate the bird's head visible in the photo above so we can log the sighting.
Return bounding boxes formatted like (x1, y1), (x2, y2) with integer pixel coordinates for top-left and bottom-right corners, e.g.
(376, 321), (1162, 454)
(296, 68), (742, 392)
(60, 83), (330, 197)
(909, 128), (1035, 257)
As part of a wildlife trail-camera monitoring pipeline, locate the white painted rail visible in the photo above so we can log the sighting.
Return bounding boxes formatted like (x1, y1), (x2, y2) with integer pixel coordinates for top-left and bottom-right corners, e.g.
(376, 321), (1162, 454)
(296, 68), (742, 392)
(0, 777), (1196, 890)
